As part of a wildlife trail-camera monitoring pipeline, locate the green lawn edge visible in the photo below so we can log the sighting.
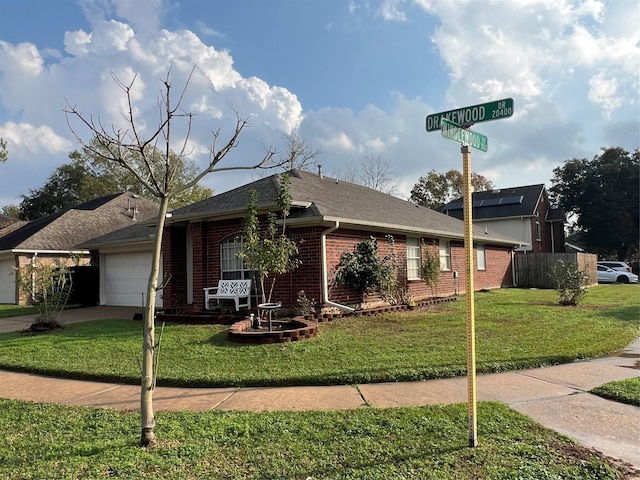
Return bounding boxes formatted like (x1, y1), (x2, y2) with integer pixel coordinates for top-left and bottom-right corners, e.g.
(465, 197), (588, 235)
(0, 286), (637, 388)
(590, 377), (640, 406)
(0, 399), (632, 480)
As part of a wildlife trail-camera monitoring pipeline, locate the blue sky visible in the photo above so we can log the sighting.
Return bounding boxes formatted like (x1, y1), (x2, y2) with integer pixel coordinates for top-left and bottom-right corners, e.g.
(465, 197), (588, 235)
(0, 0), (638, 208)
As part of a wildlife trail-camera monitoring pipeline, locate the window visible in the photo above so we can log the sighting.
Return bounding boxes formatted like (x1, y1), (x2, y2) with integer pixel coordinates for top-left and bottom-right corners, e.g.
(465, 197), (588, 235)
(439, 239), (451, 271)
(476, 243), (486, 271)
(220, 237), (252, 280)
(406, 237), (421, 279)
(535, 221), (542, 241)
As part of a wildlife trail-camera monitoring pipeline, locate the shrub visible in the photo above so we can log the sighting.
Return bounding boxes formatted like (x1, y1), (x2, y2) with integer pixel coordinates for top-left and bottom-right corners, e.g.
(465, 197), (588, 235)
(14, 258), (73, 326)
(550, 260), (590, 306)
(420, 240), (441, 297)
(334, 237), (394, 296)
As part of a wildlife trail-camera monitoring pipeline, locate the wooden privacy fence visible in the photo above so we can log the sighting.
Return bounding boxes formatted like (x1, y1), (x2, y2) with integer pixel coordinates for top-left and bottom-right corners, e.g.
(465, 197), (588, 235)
(513, 252), (598, 289)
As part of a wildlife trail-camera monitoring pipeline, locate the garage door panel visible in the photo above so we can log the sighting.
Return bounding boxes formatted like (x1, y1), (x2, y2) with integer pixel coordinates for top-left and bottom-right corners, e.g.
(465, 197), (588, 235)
(0, 259), (15, 304)
(103, 252), (162, 307)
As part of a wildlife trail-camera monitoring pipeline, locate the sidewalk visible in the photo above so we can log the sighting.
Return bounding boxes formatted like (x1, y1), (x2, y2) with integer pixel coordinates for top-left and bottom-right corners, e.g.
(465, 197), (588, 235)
(0, 307), (638, 469)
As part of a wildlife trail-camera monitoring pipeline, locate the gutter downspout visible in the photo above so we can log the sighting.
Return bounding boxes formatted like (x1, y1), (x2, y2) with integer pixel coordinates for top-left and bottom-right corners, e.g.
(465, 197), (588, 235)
(321, 221), (355, 312)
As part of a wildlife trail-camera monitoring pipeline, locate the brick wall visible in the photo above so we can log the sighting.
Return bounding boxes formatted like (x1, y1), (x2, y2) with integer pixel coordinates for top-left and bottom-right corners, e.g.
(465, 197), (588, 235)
(162, 220), (515, 311)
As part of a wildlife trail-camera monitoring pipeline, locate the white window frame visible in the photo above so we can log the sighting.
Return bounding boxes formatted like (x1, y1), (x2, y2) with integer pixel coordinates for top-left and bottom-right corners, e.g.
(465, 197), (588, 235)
(535, 221), (542, 241)
(220, 237), (252, 280)
(476, 243), (486, 271)
(439, 239), (451, 271)
(406, 237), (421, 280)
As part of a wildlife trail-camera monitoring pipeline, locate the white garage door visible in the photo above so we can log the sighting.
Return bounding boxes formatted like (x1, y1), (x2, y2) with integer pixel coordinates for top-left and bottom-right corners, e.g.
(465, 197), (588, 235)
(103, 252), (163, 307)
(0, 259), (15, 304)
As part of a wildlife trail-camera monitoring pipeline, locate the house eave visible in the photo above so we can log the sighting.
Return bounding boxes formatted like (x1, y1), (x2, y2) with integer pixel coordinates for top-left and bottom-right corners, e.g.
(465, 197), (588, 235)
(286, 215), (524, 248)
(151, 200), (312, 226)
(4, 249), (90, 255)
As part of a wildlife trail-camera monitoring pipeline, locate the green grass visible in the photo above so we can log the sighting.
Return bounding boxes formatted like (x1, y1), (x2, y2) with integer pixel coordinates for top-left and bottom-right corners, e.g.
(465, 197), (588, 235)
(0, 304), (38, 319)
(591, 377), (640, 406)
(0, 286), (636, 387)
(0, 399), (627, 479)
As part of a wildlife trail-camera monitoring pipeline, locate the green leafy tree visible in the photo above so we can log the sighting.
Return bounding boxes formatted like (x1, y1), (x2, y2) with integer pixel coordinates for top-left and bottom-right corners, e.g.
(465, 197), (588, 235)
(18, 142), (213, 220)
(238, 174), (301, 305)
(1, 205), (21, 218)
(19, 153), (112, 220)
(410, 169), (494, 208)
(550, 147), (639, 260)
(65, 66), (276, 447)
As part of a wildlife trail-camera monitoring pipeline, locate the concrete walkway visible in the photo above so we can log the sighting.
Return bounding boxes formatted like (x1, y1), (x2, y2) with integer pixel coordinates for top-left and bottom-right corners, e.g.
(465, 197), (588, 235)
(0, 307), (638, 470)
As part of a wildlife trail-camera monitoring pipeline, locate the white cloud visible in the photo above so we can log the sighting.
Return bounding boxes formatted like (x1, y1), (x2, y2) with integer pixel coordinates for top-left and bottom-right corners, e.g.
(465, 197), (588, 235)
(0, 122), (72, 155)
(378, 0), (408, 21)
(0, 41), (43, 76)
(588, 71), (620, 118)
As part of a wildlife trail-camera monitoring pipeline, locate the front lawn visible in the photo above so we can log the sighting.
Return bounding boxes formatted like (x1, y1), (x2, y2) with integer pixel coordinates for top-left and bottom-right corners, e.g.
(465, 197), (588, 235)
(0, 286), (636, 387)
(591, 377), (640, 406)
(0, 399), (628, 479)
(0, 304), (38, 319)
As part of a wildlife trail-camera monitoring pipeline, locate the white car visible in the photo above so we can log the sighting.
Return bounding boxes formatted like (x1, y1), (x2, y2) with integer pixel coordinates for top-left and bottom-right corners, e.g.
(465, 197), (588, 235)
(597, 265), (638, 284)
(597, 261), (632, 273)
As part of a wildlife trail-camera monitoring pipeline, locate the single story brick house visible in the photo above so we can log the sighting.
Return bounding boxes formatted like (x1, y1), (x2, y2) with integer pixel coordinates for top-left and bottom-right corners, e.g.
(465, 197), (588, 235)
(0, 192), (158, 305)
(158, 169), (524, 313)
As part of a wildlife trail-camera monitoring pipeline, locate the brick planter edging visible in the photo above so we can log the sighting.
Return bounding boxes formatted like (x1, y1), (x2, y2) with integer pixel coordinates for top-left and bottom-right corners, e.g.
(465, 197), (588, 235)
(228, 316), (318, 344)
(307, 295), (458, 322)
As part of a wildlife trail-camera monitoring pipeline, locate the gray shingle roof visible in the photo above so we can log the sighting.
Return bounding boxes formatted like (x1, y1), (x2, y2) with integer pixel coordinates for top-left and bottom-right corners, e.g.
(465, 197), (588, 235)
(0, 193), (159, 252)
(168, 169), (523, 247)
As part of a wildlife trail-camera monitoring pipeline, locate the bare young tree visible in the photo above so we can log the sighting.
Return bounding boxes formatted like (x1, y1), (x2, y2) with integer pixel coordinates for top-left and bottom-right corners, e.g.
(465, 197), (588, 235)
(279, 132), (321, 171)
(334, 154), (399, 195)
(65, 66), (276, 447)
(359, 154), (399, 195)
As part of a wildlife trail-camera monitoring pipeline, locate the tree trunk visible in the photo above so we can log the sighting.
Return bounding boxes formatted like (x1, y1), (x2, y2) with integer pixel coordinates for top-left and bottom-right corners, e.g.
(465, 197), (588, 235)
(140, 196), (170, 447)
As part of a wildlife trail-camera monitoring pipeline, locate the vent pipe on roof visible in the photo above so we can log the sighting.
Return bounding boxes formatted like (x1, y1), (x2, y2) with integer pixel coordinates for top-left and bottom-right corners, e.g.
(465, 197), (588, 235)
(317, 164), (323, 179)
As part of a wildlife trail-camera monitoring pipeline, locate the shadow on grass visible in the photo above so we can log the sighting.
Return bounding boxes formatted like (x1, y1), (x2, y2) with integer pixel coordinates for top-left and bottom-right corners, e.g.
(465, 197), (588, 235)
(600, 305), (640, 323)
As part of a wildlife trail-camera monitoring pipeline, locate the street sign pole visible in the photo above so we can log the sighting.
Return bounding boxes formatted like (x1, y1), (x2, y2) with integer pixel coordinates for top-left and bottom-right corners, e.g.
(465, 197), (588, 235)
(427, 97), (514, 449)
(462, 144), (478, 448)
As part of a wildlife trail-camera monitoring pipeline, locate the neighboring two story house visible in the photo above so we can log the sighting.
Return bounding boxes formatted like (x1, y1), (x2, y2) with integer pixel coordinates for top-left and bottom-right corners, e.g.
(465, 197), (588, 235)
(438, 184), (565, 254)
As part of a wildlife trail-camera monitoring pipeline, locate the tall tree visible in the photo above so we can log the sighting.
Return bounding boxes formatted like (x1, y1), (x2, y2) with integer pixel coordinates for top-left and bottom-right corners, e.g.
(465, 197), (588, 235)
(18, 142), (213, 220)
(82, 139), (214, 209)
(278, 132), (321, 171)
(409, 169), (494, 208)
(335, 154), (399, 194)
(550, 147), (639, 260)
(18, 152), (112, 220)
(65, 67), (277, 447)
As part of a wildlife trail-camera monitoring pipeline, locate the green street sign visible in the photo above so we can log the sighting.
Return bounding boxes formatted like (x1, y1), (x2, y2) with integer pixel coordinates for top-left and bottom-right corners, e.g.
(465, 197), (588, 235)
(441, 119), (488, 152)
(426, 98), (513, 132)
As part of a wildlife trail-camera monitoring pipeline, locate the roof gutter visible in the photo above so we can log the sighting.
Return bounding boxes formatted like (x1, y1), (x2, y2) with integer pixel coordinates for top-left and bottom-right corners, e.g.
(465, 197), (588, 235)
(321, 221), (355, 313)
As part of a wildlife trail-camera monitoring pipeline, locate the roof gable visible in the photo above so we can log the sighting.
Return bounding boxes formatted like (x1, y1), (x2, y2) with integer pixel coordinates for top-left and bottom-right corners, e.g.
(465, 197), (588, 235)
(0, 192), (159, 251)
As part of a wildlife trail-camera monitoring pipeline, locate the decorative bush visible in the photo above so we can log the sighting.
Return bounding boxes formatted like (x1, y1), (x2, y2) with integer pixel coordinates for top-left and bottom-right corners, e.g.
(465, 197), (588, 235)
(14, 258), (73, 326)
(420, 240), (441, 297)
(334, 237), (394, 296)
(550, 260), (590, 306)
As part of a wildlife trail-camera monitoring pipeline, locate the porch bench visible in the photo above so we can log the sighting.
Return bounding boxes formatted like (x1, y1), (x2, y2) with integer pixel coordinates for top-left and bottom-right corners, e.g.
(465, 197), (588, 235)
(204, 279), (252, 312)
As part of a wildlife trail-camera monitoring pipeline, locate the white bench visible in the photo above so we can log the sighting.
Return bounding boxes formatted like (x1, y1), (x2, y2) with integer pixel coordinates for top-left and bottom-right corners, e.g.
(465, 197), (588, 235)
(204, 279), (252, 312)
